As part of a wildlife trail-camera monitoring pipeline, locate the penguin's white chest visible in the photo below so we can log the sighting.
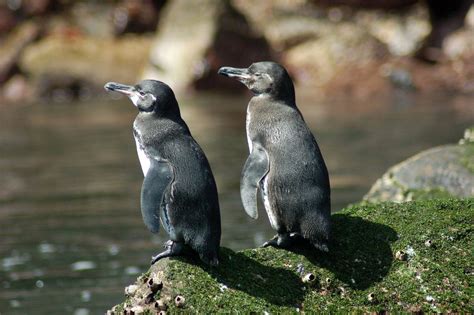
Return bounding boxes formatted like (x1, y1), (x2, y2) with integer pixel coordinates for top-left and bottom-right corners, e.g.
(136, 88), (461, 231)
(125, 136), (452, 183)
(134, 137), (151, 176)
(261, 175), (279, 230)
(246, 107), (253, 153)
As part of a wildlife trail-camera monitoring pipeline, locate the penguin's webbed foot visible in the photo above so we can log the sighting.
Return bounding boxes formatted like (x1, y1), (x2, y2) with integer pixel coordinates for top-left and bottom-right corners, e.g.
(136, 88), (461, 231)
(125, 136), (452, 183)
(311, 241), (329, 252)
(262, 233), (292, 249)
(262, 236), (278, 248)
(151, 241), (185, 265)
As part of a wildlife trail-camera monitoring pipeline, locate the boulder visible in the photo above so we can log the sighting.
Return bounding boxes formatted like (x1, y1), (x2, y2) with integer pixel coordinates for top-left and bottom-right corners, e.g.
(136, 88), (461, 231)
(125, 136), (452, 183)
(0, 21), (41, 84)
(234, 1), (473, 95)
(141, 0), (272, 92)
(18, 34), (152, 99)
(109, 199), (473, 313)
(364, 129), (474, 202)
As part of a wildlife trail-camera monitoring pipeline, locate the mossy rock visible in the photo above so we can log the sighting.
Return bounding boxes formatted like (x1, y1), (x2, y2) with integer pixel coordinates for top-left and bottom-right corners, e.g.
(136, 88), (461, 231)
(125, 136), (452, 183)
(364, 141), (474, 203)
(109, 198), (473, 313)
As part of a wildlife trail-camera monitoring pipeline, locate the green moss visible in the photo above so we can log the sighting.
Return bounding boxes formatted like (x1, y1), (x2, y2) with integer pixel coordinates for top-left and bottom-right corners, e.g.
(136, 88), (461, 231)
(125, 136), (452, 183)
(113, 302), (125, 313)
(460, 143), (474, 173)
(115, 198), (473, 313)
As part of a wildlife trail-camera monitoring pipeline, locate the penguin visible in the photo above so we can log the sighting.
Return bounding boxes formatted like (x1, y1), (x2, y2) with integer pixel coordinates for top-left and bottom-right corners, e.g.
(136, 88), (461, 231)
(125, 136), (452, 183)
(104, 80), (221, 266)
(218, 61), (331, 251)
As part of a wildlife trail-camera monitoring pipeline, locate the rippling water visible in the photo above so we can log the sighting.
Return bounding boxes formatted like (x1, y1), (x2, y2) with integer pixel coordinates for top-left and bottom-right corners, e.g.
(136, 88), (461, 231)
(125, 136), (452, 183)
(0, 91), (472, 313)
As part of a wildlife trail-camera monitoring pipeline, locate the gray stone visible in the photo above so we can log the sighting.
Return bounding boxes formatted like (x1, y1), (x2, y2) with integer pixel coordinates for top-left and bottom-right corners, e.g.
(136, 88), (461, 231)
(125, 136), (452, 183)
(364, 142), (474, 202)
(142, 0), (271, 92)
(0, 21), (40, 84)
(19, 35), (152, 92)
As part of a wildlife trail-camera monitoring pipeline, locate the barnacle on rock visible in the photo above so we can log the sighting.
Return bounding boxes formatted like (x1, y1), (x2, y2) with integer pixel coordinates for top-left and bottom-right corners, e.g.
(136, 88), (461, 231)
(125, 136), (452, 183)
(175, 295), (186, 308)
(124, 284), (138, 296)
(302, 273), (316, 284)
(367, 292), (376, 303)
(395, 250), (407, 261)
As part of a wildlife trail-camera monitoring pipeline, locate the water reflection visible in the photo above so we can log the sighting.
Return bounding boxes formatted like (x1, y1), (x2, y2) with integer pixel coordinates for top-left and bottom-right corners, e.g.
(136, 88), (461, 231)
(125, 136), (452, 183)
(0, 92), (472, 313)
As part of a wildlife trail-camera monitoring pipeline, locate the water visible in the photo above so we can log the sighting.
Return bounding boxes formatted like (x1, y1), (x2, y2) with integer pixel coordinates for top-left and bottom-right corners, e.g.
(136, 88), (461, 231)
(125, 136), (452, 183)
(0, 91), (472, 314)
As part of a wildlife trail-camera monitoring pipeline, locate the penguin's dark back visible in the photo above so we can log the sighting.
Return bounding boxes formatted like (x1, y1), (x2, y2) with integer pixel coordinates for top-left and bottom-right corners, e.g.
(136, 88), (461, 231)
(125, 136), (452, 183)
(248, 96), (331, 214)
(134, 113), (221, 243)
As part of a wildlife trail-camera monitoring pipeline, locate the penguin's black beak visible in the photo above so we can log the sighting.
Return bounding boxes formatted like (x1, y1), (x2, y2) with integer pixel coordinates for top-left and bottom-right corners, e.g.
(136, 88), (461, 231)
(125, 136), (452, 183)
(104, 82), (136, 96)
(218, 67), (251, 82)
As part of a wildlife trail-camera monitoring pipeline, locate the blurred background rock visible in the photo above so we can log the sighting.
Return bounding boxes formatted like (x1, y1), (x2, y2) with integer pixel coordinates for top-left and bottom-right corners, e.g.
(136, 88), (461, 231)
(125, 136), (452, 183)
(0, 0), (472, 104)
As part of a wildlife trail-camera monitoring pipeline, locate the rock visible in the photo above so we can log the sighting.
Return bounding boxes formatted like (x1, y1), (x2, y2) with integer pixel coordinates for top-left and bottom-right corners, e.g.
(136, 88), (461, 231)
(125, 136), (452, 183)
(141, 0), (272, 92)
(109, 199), (473, 313)
(235, 1), (429, 56)
(235, 1), (389, 86)
(0, 21), (41, 84)
(130, 305), (144, 314)
(282, 22), (386, 86)
(302, 272), (317, 284)
(1, 74), (34, 104)
(0, 5), (18, 35)
(65, 2), (117, 38)
(235, 1), (473, 96)
(415, 0), (473, 63)
(364, 130), (474, 202)
(459, 127), (474, 145)
(112, 0), (166, 35)
(310, 0), (419, 9)
(125, 284), (138, 296)
(19, 34), (152, 99)
(18, 0), (56, 17)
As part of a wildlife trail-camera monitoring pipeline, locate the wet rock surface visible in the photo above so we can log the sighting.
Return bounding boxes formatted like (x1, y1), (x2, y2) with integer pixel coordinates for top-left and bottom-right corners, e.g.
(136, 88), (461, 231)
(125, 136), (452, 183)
(365, 129), (474, 202)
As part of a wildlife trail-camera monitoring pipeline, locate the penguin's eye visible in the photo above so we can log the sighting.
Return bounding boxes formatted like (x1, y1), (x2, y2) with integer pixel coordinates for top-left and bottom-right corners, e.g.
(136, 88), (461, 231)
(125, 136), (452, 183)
(138, 91), (146, 97)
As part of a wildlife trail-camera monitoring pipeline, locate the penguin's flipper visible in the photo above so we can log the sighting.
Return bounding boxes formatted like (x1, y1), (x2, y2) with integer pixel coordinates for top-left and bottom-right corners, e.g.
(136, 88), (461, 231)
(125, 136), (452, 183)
(141, 158), (174, 233)
(240, 144), (269, 219)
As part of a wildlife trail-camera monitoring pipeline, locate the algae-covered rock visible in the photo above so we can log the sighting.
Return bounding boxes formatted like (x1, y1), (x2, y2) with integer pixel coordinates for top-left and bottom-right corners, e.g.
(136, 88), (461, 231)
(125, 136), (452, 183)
(365, 128), (474, 203)
(459, 126), (474, 145)
(364, 142), (474, 203)
(109, 199), (473, 313)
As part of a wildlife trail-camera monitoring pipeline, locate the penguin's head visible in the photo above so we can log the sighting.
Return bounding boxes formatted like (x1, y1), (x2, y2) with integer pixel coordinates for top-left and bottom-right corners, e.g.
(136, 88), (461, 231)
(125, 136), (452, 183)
(218, 61), (295, 103)
(104, 80), (179, 115)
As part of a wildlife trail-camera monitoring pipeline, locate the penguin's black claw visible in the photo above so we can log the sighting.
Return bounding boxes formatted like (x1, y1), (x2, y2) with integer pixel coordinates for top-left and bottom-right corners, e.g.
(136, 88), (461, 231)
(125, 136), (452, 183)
(262, 234), (292, 248)
(151, 241), (185, 265)
(151, 253), (166, 265)
(312, 242), (329, 252)
(261, 235), (279, 248)
(261, 240), (276, 248)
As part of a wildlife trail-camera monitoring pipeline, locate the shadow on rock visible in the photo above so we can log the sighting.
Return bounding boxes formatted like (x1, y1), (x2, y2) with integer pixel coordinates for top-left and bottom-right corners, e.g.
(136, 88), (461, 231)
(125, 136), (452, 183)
(196, 248), (305, 307)
(291, 214), (398, 290)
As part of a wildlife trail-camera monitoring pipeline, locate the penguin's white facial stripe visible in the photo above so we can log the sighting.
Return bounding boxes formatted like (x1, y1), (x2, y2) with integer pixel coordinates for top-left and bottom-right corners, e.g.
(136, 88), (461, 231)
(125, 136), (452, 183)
(249, 73), (274, 95)
(261, 73), (273, 83)
(129, 93), (156, 108)
(130, 94), (141, 107)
